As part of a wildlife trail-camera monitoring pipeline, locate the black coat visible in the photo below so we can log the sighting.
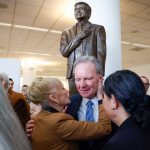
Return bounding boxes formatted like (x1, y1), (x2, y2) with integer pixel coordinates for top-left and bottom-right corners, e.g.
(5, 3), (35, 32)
(103, 116), (150, 150)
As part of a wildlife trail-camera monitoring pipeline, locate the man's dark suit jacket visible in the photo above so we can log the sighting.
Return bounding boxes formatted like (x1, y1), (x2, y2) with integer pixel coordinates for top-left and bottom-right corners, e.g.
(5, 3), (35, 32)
(146, 94), (150, 106)
(103, 116), (150, 150)
(66, 94), (112, 150)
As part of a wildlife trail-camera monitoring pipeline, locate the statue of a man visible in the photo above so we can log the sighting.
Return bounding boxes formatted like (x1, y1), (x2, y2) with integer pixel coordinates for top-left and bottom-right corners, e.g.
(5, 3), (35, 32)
(60, 2), (106, 95)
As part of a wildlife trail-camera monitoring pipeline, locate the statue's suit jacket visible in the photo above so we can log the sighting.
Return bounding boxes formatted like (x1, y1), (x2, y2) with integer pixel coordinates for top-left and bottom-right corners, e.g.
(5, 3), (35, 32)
(32, 110), (111, 150)
(66, 94), (111, 150)
(60, 21), (106, 78)
(103, 116), (150, 150)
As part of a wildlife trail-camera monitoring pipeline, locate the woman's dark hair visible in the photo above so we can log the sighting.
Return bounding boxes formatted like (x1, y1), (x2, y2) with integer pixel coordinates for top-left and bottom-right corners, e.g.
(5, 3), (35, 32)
(104, 70), (150, 128)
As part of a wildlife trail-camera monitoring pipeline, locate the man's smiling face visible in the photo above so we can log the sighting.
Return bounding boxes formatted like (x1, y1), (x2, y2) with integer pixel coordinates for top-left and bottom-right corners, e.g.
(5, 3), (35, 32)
(75, 62), (102, 99)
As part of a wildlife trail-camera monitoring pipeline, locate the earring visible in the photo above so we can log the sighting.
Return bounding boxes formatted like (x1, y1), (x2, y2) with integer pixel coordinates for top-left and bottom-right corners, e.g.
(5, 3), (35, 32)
(111, 107), (115, 110)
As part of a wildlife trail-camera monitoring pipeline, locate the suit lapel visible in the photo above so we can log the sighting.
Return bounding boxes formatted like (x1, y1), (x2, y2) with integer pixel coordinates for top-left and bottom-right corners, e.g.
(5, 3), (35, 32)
(66, 94), (82, 120)
(74, 94), (82, 120)
(70, 24), (77, 38)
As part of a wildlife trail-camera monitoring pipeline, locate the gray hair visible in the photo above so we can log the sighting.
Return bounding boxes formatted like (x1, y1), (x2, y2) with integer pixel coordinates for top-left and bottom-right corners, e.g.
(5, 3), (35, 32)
(0, 84), (31, 150)
(73, 56), (103, 75)
(0, 72), (9, 90)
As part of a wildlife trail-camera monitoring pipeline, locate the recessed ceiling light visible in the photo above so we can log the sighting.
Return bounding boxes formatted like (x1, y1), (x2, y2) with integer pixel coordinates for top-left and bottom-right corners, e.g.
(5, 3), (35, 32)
(14, 25), (48, 32)
(50, 30), (62, 34)
(10, 50), (52, 56)
(121, 41), (130, 45)
(132, 43), (150, 48)
(0, 22), (61, 34)
(0, 23), (12, 27)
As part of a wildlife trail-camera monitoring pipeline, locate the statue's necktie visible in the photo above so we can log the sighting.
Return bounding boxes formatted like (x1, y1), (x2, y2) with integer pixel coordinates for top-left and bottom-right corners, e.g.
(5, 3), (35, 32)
(86, 100), (94, 121)
(78, 22), (84, 30)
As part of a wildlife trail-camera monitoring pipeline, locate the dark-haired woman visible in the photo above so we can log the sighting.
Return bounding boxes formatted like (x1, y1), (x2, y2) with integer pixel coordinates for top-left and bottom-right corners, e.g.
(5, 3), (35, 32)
(102, 70), (150, 150)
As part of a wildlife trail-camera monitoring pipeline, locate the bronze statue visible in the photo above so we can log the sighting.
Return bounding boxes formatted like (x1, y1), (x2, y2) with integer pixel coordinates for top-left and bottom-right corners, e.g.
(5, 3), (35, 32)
(60, 2), (106, 95)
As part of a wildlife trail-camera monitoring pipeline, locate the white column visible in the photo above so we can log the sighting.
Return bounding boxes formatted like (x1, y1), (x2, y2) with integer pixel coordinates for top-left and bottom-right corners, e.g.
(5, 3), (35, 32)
(76, 0), (122, 77)
(22, 61), (37, 86)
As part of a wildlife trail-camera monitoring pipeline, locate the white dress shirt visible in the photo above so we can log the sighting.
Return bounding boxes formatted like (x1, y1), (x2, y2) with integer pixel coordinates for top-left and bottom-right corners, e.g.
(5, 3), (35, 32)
(77, 97), (99, 122)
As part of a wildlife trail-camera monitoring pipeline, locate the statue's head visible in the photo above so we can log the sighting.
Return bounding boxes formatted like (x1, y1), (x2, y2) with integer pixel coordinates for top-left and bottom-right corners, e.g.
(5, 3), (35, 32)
(74, 2), (91, 21)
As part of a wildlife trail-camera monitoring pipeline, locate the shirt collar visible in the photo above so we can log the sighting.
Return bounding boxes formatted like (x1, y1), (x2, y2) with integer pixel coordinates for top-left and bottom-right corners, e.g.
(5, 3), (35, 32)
(76, 21), (92, 29)
(82, 97), (99, 106)
(42, 104), (59, 113)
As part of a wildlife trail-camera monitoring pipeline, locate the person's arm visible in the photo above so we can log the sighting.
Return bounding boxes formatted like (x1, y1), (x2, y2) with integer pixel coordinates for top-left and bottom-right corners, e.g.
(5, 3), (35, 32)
(55, 113), (111, 140)
(97, 79), (111, 137)
(60, 29), (91, 57)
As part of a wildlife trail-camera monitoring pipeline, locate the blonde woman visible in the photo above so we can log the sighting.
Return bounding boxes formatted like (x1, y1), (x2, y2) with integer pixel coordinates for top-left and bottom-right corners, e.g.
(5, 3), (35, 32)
(29, 77), (111, 150)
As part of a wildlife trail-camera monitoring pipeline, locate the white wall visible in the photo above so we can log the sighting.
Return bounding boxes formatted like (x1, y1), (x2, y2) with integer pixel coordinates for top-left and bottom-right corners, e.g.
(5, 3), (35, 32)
(0, 58), (21, 92)
(20, 76), (69, 92)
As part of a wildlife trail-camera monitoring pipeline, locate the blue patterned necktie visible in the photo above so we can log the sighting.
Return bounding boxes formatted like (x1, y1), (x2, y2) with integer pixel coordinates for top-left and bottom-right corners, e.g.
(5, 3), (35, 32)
(86, 100), (94, 122)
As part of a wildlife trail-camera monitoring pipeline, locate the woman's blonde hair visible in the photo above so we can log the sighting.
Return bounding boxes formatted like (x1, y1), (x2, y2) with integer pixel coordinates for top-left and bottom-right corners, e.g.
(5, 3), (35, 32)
(29, 77), (61, 104)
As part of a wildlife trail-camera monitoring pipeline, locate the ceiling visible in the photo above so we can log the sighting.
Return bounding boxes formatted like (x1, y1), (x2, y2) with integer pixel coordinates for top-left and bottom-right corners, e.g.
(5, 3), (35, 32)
(0, 0), (150, 77)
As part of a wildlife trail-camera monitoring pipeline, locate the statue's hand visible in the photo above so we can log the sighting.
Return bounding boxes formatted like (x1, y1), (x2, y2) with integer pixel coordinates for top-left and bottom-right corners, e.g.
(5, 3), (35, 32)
(71, 30), (91, 47)
(78, 30), (91, 40)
